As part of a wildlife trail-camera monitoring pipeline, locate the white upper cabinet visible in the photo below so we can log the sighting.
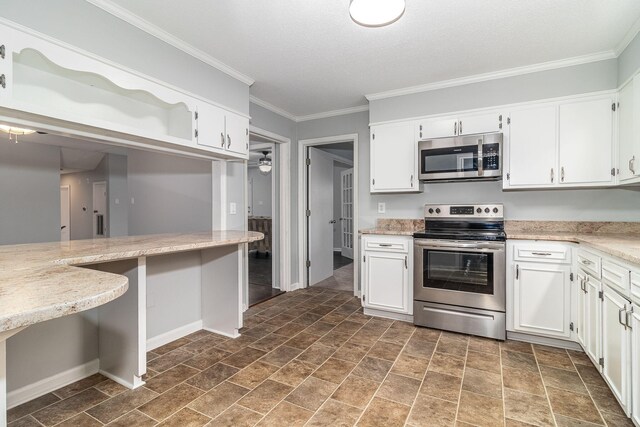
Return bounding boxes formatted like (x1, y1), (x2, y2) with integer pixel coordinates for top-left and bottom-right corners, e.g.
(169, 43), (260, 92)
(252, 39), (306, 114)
(505, 94), (615, 189)
(370, 122), (420, 193)
(196, 104), (226, 151)
(417, 112), (502, 140)
(224, 112), (250, 156)
(618, 76), (640, 184)
(558, 97), (614, 186)
(506, 106), (557, 187)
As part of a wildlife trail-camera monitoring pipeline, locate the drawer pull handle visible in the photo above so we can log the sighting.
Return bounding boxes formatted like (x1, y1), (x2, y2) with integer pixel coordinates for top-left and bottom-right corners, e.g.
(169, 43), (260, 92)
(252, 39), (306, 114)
(0, 74), (5, 89)
(581, 259), (594, 265)
(0, 45), (5, 59)
(619, 306), (627, 330)
(378, 243), (392, 247)
(531, 252), (552, 256)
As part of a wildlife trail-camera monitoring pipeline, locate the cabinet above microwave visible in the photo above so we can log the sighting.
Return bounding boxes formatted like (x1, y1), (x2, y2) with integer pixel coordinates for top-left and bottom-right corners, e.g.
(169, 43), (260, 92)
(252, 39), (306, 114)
(418, 133), (503, 182)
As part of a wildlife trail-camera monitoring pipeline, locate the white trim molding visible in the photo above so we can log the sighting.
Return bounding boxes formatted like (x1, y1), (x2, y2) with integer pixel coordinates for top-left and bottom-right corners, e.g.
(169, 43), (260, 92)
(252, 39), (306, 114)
(615, 14), (640, 56)
(296, 105), (369, 122)
(85, 0), (254, 86)
(365, 51), (616, 101)
(146, 320), (204, 351)
(250, 96), (297, 122)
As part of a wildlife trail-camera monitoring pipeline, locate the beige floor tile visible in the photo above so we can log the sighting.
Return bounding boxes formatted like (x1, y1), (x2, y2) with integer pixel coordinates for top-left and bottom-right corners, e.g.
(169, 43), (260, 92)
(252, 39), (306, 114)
(33, 388), (110, 426)
(435, 338), (468, 358)
(351, 356), (393, 382)
(331, 375), (380, 409)
(52, 374), (107, 400)
(8, 415), (41, 427)
(379, 327), (413, 346)
(469, 336), (501, 354)
(407, 394), (457, 427)
(567, 350), (593, 366)
(366, 341), (403, 361)
(429, 352), (466, 378)
(312, 357), (357, 384)
(138, 383), (204, 421)
(546, 386), (604, 425)
(54, 412), (102, 427)
(457, 390), (505, 427)
(419, 371), (462, 403)
(269, 359), (316, 387)
(588, 384), (627, 417)
(237, 379), (293, 414)
(157, 407), (211, 427)
(465, 349), (501, 374)
(223, 347), (267, 369)
(502, 365), (546, 396)
(8, 393), (61, 423)
(210, 405), (263, 427)
(105, 410), (156, 427)
(260, 345), (303, 367)
(148, 349), (194, 372)
(257, 401), (313, 426)
(186, 362), (239, 391)
(576, 364), (608, 389)
(403, 336), (437, 359)
(390, 352), (430, 380)
(94, 379), (128, 397)
(412, 327), (441, 343)
(333, 341), (370, 363)
(504, 388), (555, 426)
(318, 331), (352, 349)
(272, 322), (307, 338)
(248, 333), (290, 352)
(501, 340), (533, 354)
(376, 373), (421, 406)
(356, 397), (410, 427)
(183, 348), (232, 371)
(502, 349), (539, 372)
(145, 364), (200, 394)
(286, 376), (337, 411)
(539, 364), (588, 395)
(284, 332), (321, 350)
(306, 399), (362, 427)
(535, 348), (575, 370)
(304, 321), (336, 336)
(462, 367), (503, 398)
(187, 381), (250, 418)
(600, 410), (635, 426)
(296, 342), (336, 366)
(153, 337), (192, 355)
(228, 360), (280, 389)
(554, 414), (604, 426)
(333, 320), (364, 335)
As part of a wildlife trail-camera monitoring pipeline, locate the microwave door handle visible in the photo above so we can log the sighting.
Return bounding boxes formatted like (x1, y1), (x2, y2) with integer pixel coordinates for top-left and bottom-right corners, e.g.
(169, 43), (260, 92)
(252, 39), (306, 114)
(477, 138), (483, 176)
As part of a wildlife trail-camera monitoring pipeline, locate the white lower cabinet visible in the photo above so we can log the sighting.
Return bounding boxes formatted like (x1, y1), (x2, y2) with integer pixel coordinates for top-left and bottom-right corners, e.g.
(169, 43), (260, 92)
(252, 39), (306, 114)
(361, 235), (412, 317)
(576, 271), (588, 349)
(602, 285), (632, 415)
(585, 275), (603, 367)
(631, 304), (640, 426)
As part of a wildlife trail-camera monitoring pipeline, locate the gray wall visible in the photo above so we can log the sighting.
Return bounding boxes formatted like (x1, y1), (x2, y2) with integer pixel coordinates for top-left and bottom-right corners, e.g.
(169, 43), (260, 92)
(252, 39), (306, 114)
(248, 166), (272, 217)
(619, 31), (640, 85)
(0, 141), (60, 244)
(369, 59), (618, 123)
(1, 0), (249, 115)
(60, 157), (108, 240)
(127, 150), (213, 235)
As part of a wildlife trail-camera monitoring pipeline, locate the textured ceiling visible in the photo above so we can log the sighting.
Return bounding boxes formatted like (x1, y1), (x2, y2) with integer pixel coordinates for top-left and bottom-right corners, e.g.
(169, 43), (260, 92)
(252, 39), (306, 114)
(105, 0), (640, 117)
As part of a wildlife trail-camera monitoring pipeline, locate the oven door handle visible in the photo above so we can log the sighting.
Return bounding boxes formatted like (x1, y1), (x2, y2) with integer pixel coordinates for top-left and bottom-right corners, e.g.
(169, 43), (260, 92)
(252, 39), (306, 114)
(414, 240), (504, 251)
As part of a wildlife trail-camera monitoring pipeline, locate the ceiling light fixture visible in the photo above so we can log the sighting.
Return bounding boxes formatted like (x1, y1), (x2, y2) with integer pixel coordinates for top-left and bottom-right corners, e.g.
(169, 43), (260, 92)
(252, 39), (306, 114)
(349, 0), (406, 27)
(0, 124), (36, 143)
(258, 151), (272, 175)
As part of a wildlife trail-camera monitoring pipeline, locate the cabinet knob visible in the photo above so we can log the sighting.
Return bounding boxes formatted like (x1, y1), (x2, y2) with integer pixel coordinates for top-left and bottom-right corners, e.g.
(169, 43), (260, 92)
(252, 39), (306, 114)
(220, 133), (225, 147)
(227, 135), (231, 148)
(550, 168), (554, 183)
(630, 156), (636, 175)
(0, 45), (5, 60)
(561, 167), (565, 182)
(0, 74), (5, 89)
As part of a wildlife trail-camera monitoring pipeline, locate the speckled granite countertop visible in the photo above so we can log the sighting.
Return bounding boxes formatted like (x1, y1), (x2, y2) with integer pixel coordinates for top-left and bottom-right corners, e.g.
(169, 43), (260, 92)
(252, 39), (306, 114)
(359, 219), (424, 236)
(0, 231), (263, 333)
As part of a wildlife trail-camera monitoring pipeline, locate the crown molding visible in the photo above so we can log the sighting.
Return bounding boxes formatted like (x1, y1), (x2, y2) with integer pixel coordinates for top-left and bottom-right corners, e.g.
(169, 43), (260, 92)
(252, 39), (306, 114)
(249, 96), (297, 122)
(615, 15), (640, 56)
(85, 0), (255, 86)
(296, 105), (369, 122)
(365, 50), (616, 101)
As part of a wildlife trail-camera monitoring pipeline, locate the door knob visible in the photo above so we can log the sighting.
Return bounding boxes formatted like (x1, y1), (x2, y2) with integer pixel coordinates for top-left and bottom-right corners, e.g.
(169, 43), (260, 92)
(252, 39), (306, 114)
(329, 220), (337, 224)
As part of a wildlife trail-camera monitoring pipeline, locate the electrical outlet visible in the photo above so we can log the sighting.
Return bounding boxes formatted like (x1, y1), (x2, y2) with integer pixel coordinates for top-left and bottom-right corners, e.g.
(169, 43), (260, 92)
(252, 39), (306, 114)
(378, 202), (386, 214)
(131, 197), (135, 205)
(229, 202), (237, 215)
(115, 198), (120, 205)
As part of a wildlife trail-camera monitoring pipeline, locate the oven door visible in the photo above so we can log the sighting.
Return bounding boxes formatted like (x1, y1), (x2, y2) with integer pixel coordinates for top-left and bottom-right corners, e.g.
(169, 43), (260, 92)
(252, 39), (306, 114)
(414, 239), (506, 312)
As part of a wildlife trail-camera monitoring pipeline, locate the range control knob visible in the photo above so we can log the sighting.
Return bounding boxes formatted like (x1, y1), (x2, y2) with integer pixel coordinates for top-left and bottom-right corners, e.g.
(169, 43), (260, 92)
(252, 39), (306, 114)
(428, 208), (434, 214)
(435, 208), (441, 214)
(484, 208), (490, 213)
(476, 207), (482, 214)
(493, 207), (499, 214)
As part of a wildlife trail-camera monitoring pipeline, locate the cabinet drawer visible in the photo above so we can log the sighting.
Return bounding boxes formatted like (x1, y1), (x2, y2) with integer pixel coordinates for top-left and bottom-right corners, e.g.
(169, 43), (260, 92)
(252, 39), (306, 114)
(577, 250), (601, 278)
(602, 259), (630, 295)
(364, 237), (409, 253)
(631, 271), (640, 304)
(513, 244), (571, 264)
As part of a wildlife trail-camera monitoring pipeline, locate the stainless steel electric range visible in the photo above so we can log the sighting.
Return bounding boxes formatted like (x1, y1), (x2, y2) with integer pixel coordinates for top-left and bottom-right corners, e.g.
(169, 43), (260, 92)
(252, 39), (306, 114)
(413, 204), (506, 340)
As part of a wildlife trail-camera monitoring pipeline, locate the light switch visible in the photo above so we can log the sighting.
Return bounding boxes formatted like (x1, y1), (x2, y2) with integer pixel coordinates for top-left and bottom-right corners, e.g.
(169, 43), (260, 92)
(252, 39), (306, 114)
(115, 198), (120, 205)
(229, 202), (237, 215)
(378, 202), (386, 214)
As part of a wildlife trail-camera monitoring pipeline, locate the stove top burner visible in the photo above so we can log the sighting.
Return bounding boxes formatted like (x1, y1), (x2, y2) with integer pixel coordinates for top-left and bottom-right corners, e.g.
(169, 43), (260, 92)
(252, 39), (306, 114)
(416, 204), (505, 242)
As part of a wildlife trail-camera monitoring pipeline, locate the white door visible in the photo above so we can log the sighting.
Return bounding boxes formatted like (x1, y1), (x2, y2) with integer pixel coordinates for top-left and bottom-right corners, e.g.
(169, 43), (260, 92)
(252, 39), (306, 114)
(631, 305), (640, 427)
(225, 113), (250, 156)
(340, 168), (354, 259)
(307, 147), (334, 285)
(370, 123), (418, 192)
(418, 117), (458, 139)
(558, 97), (614, 185)
(601, 286), (631, 415)
(585, 275), (602, 367)
(576, 272), (588, 348)
(513, 262), (571, 338)
(458, 112), (502, 136)
(196, 103), (226, 151)
(619, 77), (640, 182)
(507, 106), (558, 187)
(363, 250), (409, 314)
(93, 181), (107, 238)
(60, 185), (70, 241)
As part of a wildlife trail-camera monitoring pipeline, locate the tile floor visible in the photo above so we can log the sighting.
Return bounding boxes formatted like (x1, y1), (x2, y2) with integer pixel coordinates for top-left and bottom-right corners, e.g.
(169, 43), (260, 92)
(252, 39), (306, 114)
(8, 287), (632, 427)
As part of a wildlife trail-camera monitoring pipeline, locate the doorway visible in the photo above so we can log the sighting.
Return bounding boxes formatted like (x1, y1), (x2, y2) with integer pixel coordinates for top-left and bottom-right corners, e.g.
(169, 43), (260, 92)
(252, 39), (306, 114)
(92, 181), (107, 238)
(60, 185), (70, 241)
(298, 134), (358, 295)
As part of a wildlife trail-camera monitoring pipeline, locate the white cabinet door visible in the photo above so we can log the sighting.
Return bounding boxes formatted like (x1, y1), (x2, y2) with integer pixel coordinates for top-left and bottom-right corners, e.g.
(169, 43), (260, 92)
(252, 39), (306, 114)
(458, 112), (502, 136)
(225, 113), (249, 157)
(363, 250), (410, 314)
(631, 305), (640, 427)
(618, 79), (638, 183)
(370, 123), (419, 193)
(513, 262), (571, 338)
(418, 117), (459, 140)
(196, 104), (226, 151)
(576, 272), (588, 348)
(558, 97), (614, 185)
(601, 285), (631, 415)
(506, 106), (558, 187)
(585, 275), (602, 367)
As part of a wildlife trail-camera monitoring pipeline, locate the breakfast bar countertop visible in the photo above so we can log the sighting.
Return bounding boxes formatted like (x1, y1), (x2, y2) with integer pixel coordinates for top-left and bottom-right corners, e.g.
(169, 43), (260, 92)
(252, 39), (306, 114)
(0, 231), (263, 333)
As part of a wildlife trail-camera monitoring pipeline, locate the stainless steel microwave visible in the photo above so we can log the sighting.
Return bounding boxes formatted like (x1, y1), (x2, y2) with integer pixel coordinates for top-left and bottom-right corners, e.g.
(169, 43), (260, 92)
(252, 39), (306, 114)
(418, 133), (502, 182)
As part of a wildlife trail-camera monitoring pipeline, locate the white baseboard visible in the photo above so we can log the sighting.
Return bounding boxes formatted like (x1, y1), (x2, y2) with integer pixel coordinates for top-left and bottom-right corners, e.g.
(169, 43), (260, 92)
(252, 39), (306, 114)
(146, 320), (203, 351)
(7, 359), (99, 409)
(364, 307), (413, 323)
(98, 369), (143, 390)
(289, 282), (302, 292)
(203, 327), (240, 339)
(333, 248), (341, 252)
(507, 331), (582, 350)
